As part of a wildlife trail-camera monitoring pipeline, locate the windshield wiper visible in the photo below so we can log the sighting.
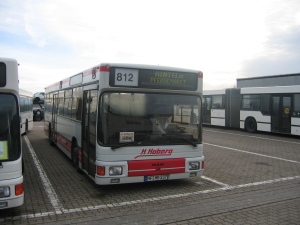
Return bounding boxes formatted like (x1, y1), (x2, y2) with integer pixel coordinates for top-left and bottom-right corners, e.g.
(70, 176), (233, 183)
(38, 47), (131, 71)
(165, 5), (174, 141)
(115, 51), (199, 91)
(167, 137), (197, 147)
(179, 138), (198, 147)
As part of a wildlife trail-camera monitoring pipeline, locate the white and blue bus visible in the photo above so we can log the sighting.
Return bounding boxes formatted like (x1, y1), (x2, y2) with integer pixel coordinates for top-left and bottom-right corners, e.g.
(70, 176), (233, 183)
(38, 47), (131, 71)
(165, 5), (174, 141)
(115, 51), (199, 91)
(0, 57), (24, 209)
(203, 85), (300, 136)
(44, 63), (204, 185)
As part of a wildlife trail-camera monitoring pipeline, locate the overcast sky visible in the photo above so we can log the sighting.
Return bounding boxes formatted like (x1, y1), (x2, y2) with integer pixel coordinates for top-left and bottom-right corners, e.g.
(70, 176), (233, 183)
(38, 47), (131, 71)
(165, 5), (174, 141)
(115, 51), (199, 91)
(1, 0), (300, 94)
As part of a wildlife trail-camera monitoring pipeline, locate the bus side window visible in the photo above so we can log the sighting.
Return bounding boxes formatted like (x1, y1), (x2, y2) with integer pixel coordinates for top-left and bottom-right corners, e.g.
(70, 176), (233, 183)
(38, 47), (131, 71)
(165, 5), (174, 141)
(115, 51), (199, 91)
(261, 95), (270, 115)
(76, 98), (82, 121)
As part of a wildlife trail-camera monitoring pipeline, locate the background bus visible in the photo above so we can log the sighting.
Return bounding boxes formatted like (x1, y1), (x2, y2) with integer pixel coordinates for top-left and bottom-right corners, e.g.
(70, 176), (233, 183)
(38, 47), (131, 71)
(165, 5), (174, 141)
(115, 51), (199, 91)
(203, 86), (300, 136)
(203, 88), (241, 128)
(33, 92), (45, 121)
(44, 63), (204, 185)
(19, 89), (33, 134)
(0, 57), (24, 209)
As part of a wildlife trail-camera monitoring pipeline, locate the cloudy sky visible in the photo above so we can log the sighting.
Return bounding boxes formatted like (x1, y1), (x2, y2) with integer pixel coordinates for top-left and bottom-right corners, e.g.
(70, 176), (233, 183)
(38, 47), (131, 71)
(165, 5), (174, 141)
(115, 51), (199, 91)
(1, 0), (300, 94)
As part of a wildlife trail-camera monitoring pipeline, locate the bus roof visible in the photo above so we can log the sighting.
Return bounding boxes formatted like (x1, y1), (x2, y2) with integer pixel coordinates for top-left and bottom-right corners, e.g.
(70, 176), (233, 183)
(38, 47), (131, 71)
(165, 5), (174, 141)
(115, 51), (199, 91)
(0, 57), (19, 93)
(203, 89), (226, 95)
(19, 89), (33, 97)
(241, 85), (300, 94)
(45, 63), (203, 93)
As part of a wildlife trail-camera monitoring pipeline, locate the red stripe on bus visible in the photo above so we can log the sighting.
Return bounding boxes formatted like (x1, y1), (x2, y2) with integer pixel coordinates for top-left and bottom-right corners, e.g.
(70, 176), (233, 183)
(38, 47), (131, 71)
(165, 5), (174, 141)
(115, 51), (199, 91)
(45, 81), (60, 90)
(62, 78), (70, 83)
(128, 158), (185, 176)
(129, 168), (185, 176)
(78, 147), (82, 163)
(82, 66), (109, 77)
(56, 133), (72, 153)
(198, 72), (203, 78)
(83, 70), (92, 77)
(100, 66), (110, 72)
(45, 78), (69, 90)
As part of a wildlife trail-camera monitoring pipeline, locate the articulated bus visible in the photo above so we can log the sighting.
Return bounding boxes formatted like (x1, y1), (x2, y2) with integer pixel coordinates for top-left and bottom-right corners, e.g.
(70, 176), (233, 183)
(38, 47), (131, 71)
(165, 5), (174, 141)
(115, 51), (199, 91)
(19, 89), (33, 134)
(44, 63), (204, 185)
(0, 57), (24, 209)
(203, 86), (300, 136)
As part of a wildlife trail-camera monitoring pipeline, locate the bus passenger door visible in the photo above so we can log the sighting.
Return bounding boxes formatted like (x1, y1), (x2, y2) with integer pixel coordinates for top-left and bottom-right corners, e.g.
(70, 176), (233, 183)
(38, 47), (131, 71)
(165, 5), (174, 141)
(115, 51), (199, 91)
(271, 95), (292, 134)
(82, 90), (98, 177)
(51, 94), (59, 143)
(203, 97), (211, 124)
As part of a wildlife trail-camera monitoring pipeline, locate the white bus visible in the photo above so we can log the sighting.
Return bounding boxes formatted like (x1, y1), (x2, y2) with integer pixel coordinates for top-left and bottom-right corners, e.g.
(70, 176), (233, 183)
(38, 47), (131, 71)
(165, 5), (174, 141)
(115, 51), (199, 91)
(203, 86), (300, 136)
(19, 89), (33, 134)
(0, 57), (24, 209)
(203, 88), (241, 128)
(44, 63), (204, 185)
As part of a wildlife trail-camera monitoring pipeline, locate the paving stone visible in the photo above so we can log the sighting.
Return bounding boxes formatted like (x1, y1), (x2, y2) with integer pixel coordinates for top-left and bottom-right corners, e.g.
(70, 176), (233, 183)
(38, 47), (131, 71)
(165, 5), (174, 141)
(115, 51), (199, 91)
(0, 123), (299, 224)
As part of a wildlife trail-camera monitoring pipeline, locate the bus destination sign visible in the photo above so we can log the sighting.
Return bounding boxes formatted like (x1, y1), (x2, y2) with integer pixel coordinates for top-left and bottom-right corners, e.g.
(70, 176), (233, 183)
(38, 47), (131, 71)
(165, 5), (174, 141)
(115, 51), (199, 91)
(109, 67), (198, 91)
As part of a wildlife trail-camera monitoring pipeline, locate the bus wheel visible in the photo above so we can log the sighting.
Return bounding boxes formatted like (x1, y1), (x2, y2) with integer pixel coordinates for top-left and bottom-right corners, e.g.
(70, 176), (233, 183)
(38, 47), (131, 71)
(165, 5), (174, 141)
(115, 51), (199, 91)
(48, 125), (51, 142)
(49, 125), (55, 146)
(72, 146), (82, 173)
(245, 117), (257, 133)
(25, 120), (28, 135)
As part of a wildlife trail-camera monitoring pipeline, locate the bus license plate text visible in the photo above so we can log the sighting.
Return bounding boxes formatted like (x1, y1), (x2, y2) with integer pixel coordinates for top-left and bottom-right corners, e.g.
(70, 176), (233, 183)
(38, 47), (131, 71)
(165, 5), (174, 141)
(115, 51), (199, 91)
(145, 175), (168, 182)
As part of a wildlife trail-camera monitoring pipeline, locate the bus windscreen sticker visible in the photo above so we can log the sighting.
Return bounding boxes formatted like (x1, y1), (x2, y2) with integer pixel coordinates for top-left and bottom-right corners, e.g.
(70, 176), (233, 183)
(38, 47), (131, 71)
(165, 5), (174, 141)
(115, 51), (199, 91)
(119, 132), (134, 143)
(0, 141), (8, 160)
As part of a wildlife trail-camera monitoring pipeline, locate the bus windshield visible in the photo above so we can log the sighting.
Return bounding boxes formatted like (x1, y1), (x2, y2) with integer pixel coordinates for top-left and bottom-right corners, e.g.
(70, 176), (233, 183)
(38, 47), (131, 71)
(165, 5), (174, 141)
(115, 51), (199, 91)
(98, 92), (201, 147)
(0, 94), (20, 161)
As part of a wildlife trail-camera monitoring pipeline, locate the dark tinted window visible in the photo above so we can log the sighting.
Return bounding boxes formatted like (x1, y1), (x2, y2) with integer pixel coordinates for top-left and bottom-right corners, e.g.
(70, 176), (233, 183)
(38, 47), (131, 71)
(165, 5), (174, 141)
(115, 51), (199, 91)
(0, 94), (21, 161)
(242, 95), (261, 110)
(261, 94), (271, 115)
(0, 62), (6, 87)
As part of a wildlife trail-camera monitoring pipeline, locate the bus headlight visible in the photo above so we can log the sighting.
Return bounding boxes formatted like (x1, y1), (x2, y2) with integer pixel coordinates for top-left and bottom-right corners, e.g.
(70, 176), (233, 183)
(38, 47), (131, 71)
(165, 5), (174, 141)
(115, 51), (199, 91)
(0, 186), (10, 198)
(189, 161), (200, 170)
(109, 166), (123, 176)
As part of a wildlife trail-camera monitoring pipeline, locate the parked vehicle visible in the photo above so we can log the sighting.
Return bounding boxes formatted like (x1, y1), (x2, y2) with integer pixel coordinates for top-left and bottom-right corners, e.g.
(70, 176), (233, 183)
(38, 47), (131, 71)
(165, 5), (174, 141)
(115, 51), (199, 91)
(33, 94), (44, 121)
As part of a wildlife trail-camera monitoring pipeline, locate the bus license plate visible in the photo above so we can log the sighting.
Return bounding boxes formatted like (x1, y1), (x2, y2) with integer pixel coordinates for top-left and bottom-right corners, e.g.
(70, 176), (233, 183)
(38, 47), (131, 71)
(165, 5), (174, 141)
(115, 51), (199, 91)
(145, 175), (168, 182)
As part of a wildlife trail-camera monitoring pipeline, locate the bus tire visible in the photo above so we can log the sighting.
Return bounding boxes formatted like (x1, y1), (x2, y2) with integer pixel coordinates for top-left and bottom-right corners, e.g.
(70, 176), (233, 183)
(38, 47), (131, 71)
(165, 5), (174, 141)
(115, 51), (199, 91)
(25, 120), (28, 135)
(245, 117), (257, 133)
(72, 145), (82, 173)
(48, 125), (51, 142)
(49, 125), (55, 146)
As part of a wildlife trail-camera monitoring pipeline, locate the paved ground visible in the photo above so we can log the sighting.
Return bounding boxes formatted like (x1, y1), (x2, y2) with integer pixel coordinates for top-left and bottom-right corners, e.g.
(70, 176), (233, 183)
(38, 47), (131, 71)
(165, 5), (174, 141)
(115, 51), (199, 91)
(0, 121), (299, 224)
